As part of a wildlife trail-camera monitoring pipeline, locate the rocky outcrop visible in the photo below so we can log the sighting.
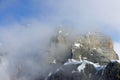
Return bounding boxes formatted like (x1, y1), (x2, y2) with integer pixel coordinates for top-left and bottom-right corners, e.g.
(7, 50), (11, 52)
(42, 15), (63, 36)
(49, 29), (118, 65)
(47, 60), (99, 80)
(103, 61), (120, 80)
(72, 32), (118, 65)
(47, 60), (120, 80)
(43, 28), (119, 80)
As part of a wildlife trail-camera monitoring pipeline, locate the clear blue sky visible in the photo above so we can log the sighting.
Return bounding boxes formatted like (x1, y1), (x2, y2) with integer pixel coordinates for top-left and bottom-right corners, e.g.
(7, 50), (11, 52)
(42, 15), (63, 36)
(0, 0), (57, 24)
(0, 0), (40, 24)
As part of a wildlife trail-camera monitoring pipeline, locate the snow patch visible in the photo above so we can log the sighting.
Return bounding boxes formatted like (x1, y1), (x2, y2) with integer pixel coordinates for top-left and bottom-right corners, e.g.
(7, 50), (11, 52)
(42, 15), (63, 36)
(83, 57), (87, 60)
(111, 60), (120, 63)
(72, 49), (75, 53)
(74, 42), (82, 48)
(73, 42), (83, 49)
(65, 59), (101, 70)
(84, 60), (100, 68)
(93, 48), (96, 50)
(64, 59), (81, 65)
(48, 72), (52, 77)
(53, 59), (56, 64)
(91, 54), (93, 56)
(77, 61), (86, 72)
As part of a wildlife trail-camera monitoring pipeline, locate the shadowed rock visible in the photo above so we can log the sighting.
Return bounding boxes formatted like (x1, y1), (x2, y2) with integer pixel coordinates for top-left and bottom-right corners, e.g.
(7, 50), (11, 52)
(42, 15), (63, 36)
(47, 61), (120, 80)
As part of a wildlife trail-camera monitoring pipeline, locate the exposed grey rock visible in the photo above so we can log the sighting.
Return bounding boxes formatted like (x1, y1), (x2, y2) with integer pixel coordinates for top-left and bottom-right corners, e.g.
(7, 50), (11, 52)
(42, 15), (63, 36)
(48, 28), (118, 66)
(72, 32), (118, 65)
(41, 28), (119, 80)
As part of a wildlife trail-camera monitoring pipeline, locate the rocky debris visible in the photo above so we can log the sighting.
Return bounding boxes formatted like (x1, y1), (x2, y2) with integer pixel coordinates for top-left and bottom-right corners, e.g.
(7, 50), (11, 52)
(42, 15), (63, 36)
(72, 32), (118, 65)
(47, 60), (120, 80)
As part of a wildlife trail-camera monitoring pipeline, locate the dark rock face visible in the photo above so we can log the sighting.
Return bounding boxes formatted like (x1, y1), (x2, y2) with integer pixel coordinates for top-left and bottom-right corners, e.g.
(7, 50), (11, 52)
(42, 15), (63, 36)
(47, 60), (99, 80)
(47, 61), (120, 80)
(103, 61), (120, 80)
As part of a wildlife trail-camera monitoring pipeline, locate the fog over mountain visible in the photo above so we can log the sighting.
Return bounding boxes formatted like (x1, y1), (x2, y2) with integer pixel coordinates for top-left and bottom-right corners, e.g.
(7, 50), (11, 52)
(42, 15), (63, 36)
(0, 24), (119, 80)
(0, 0), (120, 80)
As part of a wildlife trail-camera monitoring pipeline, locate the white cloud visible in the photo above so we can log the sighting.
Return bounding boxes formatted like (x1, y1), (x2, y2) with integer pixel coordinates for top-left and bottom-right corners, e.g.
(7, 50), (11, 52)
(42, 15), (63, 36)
(0, 21), (56, 80)
(114, 42), (120, 59)
(32, 0), (120, 35)
(0, 0), (120, 79)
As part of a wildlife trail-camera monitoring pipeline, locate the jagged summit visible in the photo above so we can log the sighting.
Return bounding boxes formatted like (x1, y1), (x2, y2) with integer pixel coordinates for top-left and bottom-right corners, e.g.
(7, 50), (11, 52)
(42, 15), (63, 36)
(47, 59), (120, 80)
(72, 32), (118, 65)
(39, 28), (119, 80)
(50, 28), (118, 65)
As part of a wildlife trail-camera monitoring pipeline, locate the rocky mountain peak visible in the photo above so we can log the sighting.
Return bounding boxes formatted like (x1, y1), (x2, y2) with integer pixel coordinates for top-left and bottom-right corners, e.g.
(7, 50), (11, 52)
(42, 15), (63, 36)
(43, 29), (119, 80)
(72, 32), (118, 65)
(49, 28), (118, 65)
(47, 59), (120, 80)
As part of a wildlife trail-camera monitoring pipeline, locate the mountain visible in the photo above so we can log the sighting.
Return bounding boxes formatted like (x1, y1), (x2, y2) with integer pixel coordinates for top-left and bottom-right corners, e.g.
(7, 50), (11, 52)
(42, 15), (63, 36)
(37, 27), (119, 80)
(71, 32), (118, 65)
(48, 27), (118, 65)
(47, 60), (120, 80)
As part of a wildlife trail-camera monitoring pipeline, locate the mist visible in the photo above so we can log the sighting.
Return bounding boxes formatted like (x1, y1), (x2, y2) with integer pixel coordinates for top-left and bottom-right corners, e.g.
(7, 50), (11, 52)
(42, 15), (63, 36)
(0, 0), (120, 80)
(0, 19), (103, 80)
(0, 22), (56, 80)
(0, 20), (119, 80)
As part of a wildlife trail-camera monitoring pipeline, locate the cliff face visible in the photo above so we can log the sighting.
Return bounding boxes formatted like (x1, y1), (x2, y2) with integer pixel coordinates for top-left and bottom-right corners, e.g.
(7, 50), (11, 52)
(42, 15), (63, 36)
(49, 29), (118, 65)
(72, 32), (118, 65)
(45, 28), (119, 80)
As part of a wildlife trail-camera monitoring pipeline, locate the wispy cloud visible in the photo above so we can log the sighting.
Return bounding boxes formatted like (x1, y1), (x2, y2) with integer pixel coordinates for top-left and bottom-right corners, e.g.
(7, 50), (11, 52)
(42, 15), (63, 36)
(0, 21), (55, 80)
(114, 42), (120, 58)
(0, 0), (120, 79)
(25, 0), (120, 42)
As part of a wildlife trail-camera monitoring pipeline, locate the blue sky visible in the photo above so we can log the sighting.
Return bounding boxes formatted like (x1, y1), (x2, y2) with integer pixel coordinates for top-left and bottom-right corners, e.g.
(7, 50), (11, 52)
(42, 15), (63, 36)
(0, 0), (39, 24)
(0, 0), (120, 51)
(0, 0), (58, 25)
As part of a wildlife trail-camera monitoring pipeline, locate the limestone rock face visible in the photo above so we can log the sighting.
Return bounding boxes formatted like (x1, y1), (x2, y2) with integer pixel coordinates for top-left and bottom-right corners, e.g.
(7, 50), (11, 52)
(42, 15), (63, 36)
(50, 29), (119, 66)
(72, 32), (118, 65)
(35, 27), (120, 80)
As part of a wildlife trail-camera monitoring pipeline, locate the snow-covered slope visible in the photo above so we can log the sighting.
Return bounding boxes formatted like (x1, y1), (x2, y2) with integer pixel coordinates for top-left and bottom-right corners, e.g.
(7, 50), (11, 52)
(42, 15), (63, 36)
(47, 59), (120, 80)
